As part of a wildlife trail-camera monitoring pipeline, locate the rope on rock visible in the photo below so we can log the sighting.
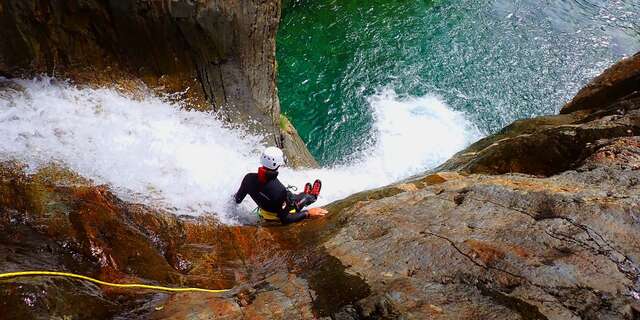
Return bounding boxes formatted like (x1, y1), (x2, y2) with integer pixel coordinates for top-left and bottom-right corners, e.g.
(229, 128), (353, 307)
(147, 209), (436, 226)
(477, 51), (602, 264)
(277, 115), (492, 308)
(0, 271), (230, 294)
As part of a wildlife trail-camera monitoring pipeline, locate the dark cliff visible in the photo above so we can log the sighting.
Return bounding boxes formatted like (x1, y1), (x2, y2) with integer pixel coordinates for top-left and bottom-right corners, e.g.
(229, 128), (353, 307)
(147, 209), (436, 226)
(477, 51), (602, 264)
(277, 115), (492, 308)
(0, 0), (317, 167)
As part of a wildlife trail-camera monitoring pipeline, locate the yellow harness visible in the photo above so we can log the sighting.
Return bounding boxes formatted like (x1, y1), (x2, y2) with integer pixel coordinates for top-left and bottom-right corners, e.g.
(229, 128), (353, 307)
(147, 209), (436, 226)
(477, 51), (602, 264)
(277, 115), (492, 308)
(258, 208), (296, 221)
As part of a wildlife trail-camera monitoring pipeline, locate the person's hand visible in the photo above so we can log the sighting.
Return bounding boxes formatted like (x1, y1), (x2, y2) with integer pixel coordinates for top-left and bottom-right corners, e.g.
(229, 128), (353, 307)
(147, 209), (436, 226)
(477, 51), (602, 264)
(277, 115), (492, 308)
(307, 207), (327, 218)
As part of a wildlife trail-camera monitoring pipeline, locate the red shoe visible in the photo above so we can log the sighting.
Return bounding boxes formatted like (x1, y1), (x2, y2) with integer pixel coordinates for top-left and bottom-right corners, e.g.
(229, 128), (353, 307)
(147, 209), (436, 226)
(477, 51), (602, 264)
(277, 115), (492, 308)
(310, 179), (322, 196)
(304, 182), (312, 194)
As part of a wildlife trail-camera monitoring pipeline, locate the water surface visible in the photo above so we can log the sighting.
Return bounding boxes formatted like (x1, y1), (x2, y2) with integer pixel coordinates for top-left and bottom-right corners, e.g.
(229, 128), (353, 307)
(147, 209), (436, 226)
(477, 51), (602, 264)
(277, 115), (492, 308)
(278, 0), (640, 164)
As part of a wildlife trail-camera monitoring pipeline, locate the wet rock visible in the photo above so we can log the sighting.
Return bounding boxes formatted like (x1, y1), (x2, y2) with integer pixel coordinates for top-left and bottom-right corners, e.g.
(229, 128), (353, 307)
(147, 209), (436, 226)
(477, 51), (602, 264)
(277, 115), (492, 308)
(2, 50), (640, 319)
(6, 149), (639, 319)
(148, 273), (316, 320)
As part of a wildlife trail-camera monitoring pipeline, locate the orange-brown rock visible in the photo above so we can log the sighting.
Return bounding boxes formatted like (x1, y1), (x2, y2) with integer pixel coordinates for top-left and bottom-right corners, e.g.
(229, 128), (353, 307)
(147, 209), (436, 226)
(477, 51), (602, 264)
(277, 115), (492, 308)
(0, 162), (331, 318)
(561, 52), (640, 114)
(1, 49), (640, 320)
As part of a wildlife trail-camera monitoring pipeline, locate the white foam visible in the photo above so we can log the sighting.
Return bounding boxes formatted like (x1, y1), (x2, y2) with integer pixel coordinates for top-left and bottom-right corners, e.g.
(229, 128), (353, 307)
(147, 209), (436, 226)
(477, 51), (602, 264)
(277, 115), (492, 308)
(0, 78), (481, 224)
(278, 88), (482, 206)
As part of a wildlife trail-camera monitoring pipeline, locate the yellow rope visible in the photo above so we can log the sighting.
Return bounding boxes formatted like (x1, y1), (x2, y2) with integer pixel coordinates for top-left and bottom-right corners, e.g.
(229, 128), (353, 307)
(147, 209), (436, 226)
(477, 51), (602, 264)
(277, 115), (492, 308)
(0, 271), (230, 294)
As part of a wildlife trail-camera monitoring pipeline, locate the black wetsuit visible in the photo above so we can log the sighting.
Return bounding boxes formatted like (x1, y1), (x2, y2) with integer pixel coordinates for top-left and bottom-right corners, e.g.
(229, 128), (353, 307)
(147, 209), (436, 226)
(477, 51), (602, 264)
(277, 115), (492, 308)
(234, 168), (316, 224)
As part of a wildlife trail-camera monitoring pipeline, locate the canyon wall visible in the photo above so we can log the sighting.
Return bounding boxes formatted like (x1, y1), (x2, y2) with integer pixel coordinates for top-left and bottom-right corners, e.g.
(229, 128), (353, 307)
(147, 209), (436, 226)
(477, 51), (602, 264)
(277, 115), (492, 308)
(0, 0), (317, 167)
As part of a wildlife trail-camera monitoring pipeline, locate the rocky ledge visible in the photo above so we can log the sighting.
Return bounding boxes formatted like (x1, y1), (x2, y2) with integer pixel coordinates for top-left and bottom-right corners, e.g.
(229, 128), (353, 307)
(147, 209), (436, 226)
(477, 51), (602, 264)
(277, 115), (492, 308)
(1, 54), (640, 319)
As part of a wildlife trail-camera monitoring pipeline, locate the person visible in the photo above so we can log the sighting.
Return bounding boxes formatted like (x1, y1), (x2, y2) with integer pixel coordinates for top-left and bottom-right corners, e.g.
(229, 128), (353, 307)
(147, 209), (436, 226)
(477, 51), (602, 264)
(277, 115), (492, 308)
(234, 146), (326, 224)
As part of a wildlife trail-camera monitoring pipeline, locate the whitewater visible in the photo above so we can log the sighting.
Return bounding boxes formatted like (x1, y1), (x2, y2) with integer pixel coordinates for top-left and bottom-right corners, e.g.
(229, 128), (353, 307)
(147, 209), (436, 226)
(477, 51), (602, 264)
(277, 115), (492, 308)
(0, 78), (481, 224)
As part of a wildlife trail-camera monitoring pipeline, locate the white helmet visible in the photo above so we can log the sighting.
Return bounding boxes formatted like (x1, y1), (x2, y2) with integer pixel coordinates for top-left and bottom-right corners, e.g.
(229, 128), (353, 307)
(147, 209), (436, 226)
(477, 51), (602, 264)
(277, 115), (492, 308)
(261, 146), (285, 170)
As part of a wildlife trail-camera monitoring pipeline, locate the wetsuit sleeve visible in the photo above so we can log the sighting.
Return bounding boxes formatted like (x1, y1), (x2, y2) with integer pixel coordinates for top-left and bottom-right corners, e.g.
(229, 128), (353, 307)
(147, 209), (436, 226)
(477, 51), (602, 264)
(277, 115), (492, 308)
(234, 175), (249, 204)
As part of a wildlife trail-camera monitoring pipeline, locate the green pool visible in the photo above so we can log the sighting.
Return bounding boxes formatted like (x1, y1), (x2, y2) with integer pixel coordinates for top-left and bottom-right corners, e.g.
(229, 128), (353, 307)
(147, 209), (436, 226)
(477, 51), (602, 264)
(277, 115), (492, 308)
(277, 0), (640, 165)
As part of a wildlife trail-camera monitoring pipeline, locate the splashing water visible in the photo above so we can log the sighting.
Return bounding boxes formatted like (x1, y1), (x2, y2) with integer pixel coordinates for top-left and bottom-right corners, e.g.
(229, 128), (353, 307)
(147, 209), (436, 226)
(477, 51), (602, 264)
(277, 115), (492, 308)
(0, 78), (480, 223)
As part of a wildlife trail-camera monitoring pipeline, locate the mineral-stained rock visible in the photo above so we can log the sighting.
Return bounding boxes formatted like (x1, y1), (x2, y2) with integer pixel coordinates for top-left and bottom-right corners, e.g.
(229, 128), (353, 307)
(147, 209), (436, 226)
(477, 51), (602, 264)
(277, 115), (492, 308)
(0, 162), (325, 319)
(325, 170), (640, 319)
(1, 40), (640, 320)
(3, 124), (640, 319)
(0, 0), (317, 168)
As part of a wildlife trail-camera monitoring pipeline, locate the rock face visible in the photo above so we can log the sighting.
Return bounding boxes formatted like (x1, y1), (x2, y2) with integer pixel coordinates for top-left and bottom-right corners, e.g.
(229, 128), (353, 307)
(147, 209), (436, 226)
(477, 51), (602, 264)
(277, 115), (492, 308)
(561, 52), (640, 115)
(0, 163), (319, 319)
(1, 29), (640, 320)
(0, 0), (317, 168)
(279, 115), (319, 168)
(1, 53), (639, 319)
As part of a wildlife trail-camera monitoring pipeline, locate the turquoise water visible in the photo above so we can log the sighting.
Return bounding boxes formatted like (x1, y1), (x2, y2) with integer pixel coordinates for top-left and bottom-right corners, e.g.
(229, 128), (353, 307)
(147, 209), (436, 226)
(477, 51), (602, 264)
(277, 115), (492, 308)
(277, 0), (640, 165)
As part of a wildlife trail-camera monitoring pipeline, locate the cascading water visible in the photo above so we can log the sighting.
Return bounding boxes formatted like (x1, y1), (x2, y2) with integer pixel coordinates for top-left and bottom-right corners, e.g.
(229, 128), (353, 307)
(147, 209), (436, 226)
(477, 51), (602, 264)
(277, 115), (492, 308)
(0, 78), (480, 224)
